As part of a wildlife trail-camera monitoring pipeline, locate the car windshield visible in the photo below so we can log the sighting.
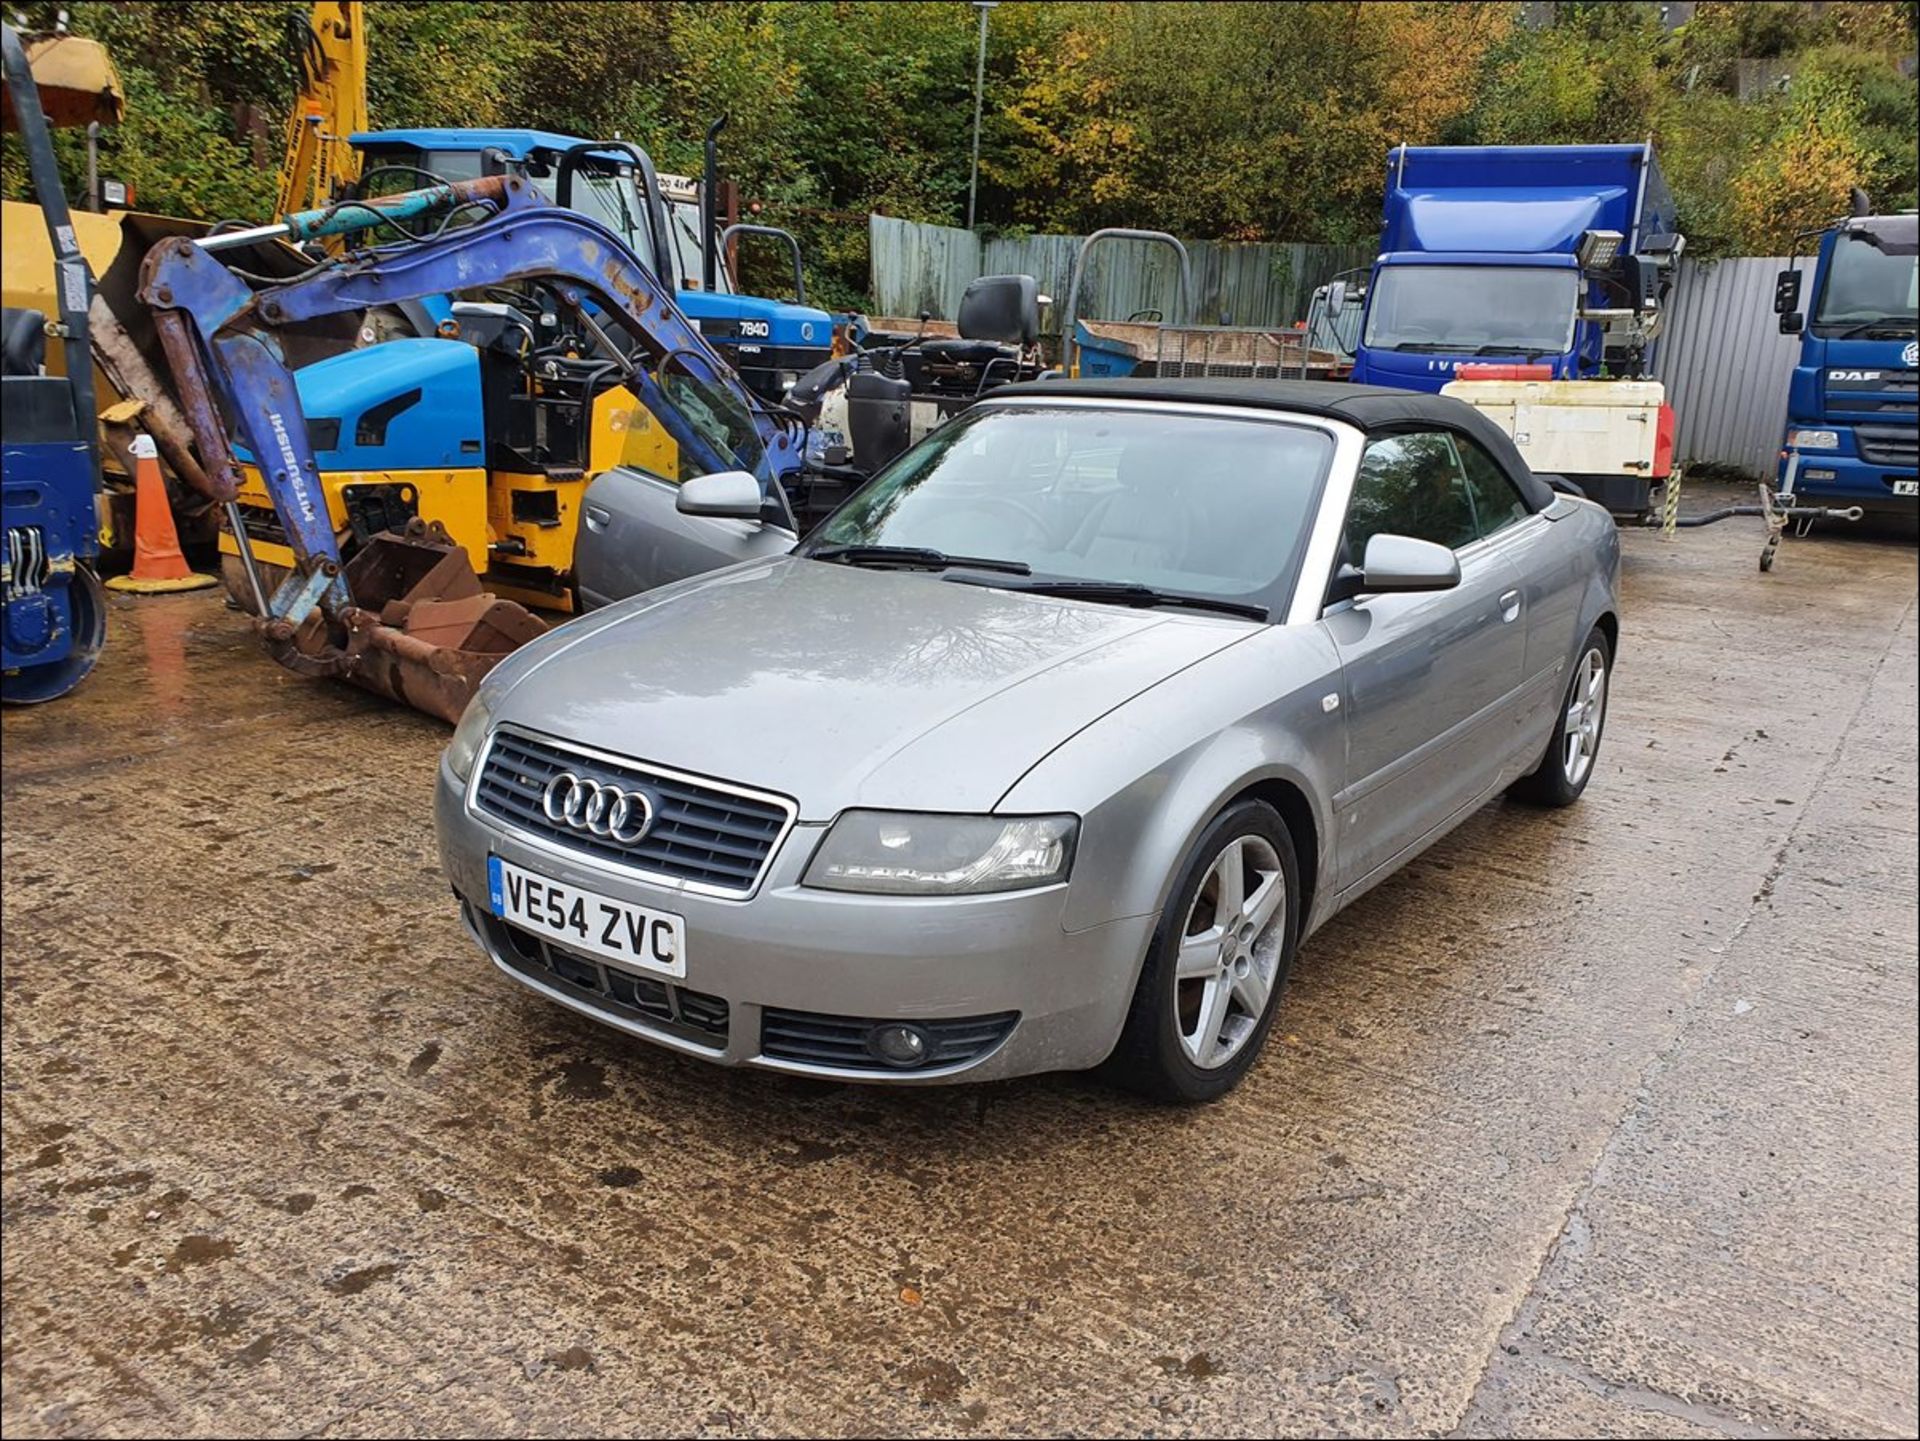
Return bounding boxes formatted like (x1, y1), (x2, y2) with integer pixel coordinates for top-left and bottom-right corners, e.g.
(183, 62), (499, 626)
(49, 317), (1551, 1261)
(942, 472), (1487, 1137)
(802, 405), (1333, 611)
(1814, 234), (1919, 329)
(1363, 264), (1579, 354)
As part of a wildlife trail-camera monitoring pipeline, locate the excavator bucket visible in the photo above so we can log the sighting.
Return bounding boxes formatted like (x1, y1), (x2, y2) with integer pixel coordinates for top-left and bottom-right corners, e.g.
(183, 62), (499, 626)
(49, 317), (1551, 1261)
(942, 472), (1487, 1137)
(333, 520), (547, 724)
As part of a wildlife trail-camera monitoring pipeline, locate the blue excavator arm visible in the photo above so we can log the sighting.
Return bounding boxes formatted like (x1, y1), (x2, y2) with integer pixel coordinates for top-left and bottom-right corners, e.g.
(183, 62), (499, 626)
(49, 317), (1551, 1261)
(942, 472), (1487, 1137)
(136, 174), (808, 721)
(140, 174), (800, 618)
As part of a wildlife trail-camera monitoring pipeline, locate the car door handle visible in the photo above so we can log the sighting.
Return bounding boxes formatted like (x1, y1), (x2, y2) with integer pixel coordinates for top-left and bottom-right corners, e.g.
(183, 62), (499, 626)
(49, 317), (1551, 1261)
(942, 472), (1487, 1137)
(1499, 589), (1522, 623)
(584, 504), (611, 533)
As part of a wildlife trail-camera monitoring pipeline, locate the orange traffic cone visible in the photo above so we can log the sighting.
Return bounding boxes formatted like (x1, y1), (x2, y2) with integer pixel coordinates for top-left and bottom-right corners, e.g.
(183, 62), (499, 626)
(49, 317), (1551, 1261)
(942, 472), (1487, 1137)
(105, 434), (216, 594)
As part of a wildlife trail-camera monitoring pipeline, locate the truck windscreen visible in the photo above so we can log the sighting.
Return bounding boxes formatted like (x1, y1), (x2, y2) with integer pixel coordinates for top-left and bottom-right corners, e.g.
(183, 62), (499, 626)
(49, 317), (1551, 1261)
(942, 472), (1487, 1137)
(1814, 236), (1918, 332)
(1363, 265), (1578, 354)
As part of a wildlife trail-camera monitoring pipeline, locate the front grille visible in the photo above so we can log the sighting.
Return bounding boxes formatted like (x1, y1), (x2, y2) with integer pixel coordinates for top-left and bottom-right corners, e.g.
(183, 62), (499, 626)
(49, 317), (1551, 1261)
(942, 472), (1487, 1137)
(1825, 368), (1917, 418)
(482, 911), (729, 1046)
(1857, 425), (1919, 468)
(760, 1008), (1018, 1072)
(474, 727), (793, 896)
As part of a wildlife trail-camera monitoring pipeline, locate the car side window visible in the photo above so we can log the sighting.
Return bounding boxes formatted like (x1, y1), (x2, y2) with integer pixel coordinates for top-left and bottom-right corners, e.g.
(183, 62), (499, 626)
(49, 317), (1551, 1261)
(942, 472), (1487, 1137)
(1454, 434), (1533, 539)
(1347, 432), (1479, 555)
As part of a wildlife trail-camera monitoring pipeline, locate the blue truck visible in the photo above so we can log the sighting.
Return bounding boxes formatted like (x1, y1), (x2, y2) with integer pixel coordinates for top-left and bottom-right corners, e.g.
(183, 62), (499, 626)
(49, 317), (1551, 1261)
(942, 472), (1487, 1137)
(1348, 143), (1683, 394)
(348, 126), (836, 402)
(1771, 201), (1918, 518)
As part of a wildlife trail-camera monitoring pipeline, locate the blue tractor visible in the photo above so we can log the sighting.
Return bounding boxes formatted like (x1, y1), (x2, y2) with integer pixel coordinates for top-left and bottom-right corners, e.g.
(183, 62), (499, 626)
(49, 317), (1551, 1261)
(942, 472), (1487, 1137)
(346, 120), (837, 402)
(2, 23), (107, 704)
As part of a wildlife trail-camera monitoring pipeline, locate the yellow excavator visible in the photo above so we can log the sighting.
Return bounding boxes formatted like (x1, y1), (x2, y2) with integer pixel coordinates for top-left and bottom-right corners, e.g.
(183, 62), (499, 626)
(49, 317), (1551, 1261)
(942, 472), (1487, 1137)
(275, 1), (366, 223)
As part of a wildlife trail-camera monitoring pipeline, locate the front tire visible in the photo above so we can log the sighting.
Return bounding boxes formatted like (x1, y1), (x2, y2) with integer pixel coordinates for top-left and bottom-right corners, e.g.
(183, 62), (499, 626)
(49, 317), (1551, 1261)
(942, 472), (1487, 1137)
(1105, 800), (1301, 1103)
(1509, 625), (1612, 807)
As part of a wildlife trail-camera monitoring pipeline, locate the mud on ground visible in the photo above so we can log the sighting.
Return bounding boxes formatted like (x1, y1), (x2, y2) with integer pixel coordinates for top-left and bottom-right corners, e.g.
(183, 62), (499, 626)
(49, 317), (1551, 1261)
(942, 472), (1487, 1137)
(4, 498), (1915, 1437)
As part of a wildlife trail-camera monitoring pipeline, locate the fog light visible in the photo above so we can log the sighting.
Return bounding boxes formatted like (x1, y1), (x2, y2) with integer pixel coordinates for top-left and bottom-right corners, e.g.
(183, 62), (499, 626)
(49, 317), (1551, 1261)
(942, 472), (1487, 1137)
(869, 1023), (930, 1067)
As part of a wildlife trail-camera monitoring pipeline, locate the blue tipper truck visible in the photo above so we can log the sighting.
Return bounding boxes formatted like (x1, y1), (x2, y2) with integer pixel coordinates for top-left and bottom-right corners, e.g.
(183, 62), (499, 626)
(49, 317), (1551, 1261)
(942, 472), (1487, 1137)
(1348, 143), (1684, 392)
(1771, 200), (1918, 518)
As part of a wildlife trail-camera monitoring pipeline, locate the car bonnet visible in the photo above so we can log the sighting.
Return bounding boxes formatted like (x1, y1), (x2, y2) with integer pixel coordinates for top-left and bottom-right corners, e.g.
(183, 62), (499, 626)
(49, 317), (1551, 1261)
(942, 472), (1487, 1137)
(489, 555), (1259, 819)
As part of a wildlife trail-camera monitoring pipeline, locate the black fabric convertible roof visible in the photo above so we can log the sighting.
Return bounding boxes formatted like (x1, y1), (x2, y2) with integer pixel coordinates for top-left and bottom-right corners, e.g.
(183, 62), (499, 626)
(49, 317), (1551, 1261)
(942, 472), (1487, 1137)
(991, 376), (1557, 512)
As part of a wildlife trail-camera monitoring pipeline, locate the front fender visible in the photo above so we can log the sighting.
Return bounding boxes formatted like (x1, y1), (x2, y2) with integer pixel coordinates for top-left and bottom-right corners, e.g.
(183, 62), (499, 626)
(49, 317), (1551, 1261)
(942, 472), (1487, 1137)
(998, 624), (1345, 936)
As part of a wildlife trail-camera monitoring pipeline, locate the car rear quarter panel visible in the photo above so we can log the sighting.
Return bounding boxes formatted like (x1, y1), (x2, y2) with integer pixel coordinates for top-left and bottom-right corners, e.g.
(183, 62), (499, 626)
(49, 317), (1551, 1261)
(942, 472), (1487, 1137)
(1557, 498), (1622, 656)
(997, 623), (1347, 937)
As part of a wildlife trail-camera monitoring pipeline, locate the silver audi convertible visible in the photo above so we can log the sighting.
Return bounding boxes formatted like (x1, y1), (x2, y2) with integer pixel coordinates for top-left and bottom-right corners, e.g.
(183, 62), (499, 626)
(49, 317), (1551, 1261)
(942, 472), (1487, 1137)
(435, 379), (1620, 1102)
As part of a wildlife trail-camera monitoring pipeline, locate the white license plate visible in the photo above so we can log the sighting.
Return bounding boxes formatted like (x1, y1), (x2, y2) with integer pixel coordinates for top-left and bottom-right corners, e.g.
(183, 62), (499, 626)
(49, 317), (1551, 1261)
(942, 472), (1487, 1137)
(488, 856), (686, 979)
(1894, 480), (1918, 497)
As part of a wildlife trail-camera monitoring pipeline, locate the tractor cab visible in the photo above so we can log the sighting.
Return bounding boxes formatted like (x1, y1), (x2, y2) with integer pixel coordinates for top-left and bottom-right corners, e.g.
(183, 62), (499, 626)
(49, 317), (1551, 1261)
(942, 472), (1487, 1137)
(349, 128), (834, 403)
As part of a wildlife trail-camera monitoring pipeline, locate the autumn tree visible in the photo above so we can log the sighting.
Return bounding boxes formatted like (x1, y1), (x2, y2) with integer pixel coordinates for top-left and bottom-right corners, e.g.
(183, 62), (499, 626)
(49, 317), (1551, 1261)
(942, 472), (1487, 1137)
(3, 0), (1914, 296)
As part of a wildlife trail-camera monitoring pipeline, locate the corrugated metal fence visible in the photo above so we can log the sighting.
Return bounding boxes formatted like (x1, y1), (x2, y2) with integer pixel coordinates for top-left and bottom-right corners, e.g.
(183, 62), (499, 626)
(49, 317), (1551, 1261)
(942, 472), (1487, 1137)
(1653, 255), (1799, 480)
(871, 220), (1802, 480)
(869, 215), (1370, 334)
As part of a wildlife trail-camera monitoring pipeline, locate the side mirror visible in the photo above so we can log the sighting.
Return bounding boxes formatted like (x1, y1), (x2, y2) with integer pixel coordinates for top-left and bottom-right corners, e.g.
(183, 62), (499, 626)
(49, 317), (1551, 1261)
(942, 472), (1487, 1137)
(1361, 534), (1460, 593)
(1326, 280), (1350, 313)
(1773, 268), (1802, 316)
(1779, 312), (1804, 335)
(675, 469), (764, 520)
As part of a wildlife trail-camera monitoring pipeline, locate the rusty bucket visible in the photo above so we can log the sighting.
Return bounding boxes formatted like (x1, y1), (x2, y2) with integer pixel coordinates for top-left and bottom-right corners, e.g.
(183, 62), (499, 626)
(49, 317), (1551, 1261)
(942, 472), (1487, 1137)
(334, 520), (547, 724)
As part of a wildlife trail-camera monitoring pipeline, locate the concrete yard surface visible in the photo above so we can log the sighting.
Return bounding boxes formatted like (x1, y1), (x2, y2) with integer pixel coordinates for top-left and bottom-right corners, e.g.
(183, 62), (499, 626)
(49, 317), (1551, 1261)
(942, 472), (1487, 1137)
(3, 500), (1916, 1438)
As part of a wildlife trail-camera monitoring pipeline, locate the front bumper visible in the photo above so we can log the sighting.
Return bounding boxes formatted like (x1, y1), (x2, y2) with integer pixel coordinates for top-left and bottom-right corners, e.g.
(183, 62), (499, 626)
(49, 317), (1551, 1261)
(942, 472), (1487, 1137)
(434, 758), (1156, 1083)
(1782, 449), (1918, 514)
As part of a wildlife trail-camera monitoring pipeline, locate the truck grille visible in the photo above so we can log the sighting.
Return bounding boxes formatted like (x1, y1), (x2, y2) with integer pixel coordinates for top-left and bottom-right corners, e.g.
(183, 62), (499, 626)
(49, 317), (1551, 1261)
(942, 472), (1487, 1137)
(1857, 425), (1918, 468)
(1826, 367), (1917, 419)
(473, 726), (794, 897)
(760, 1008), (1018, 1072)
(482, 911), (730, 1046)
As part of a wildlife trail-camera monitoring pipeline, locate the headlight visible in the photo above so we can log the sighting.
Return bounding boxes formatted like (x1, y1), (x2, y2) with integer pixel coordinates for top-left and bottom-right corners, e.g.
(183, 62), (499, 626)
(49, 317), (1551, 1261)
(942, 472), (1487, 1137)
(804, 811), (1078, 895)
(1789, 429), (1839, 451)
(444, 692), (495, 782)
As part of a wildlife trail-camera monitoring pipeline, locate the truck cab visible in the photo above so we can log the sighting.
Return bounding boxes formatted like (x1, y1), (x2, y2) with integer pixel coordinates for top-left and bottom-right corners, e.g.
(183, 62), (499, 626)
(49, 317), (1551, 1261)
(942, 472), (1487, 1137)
(1349, 144), (1680, 394)
(1774, 210), (1918, 516)
(348, 128), (835, 402)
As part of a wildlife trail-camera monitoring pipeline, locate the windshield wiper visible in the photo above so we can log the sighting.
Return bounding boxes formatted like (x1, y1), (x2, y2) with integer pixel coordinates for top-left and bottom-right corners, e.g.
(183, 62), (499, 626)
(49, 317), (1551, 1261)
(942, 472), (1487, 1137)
(948, 574), (1267, 621)
(1828, 319), (1918, 339)
(808, 544), (1031, 576)
(1469, 344), (1553, 358)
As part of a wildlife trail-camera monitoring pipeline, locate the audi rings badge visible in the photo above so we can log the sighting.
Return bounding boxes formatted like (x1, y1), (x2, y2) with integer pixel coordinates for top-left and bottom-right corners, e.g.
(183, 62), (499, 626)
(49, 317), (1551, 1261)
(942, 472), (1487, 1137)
(541, 772), (654, 845)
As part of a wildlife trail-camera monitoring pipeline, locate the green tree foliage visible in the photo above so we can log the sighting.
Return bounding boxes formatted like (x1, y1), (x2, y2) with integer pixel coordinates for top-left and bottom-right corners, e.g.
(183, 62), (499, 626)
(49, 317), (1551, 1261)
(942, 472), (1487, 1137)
(3, 0), (303, 220)
(1729, 69), (1877, 249)
(992, 3), (1514, 242)
(1468, 2), (1664, 147)
(362, 1), (552, 131)
(5, 1), (1914, 297)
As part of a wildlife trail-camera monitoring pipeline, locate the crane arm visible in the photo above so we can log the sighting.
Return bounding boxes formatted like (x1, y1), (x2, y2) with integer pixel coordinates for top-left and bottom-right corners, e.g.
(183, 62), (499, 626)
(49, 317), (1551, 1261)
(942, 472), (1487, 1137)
(139, 174), (802, 635)
(275, 1), (367, 220)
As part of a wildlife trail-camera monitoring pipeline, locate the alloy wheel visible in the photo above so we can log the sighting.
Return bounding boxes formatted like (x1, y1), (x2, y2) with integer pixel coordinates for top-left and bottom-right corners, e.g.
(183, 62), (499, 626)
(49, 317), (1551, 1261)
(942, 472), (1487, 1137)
(1561, 646), (1608, 787)
(1174, 835), (1287, 1069)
